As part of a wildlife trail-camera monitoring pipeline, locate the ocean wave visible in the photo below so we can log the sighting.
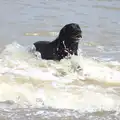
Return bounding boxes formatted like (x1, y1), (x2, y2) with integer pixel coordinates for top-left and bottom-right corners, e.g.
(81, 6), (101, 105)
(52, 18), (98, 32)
(0, 42), (120, 112)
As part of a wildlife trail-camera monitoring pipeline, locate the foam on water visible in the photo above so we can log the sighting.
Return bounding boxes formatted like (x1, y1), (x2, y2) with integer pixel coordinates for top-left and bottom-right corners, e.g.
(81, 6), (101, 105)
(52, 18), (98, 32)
(0, 42), (120, 112)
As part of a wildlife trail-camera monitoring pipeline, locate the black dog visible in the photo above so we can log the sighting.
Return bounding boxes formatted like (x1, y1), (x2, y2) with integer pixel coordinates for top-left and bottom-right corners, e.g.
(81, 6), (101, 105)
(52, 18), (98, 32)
(34, 23), (82, 60)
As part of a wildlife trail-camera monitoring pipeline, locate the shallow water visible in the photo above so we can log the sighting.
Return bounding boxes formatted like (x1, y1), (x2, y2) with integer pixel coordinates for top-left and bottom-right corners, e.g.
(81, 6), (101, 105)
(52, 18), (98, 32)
(0, 0), (120, 120)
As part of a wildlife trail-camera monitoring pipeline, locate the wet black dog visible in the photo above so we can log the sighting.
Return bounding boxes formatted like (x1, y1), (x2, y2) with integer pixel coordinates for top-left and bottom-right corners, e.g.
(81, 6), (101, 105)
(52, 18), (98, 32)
(34, 23), (82, 60)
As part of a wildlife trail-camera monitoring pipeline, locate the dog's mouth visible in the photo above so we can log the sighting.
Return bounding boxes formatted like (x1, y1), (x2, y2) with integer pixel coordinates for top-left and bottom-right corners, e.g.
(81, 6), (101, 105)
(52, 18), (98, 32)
(71, 33), (82, 41)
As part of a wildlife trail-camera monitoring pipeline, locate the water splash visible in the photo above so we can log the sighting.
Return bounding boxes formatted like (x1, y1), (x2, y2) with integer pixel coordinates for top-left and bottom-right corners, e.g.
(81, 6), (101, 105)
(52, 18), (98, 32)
(0, 42), (120, 112)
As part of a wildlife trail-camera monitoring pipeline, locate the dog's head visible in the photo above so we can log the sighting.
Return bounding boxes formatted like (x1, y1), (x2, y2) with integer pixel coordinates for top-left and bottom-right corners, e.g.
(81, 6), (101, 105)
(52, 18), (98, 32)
(59, 23), (82, 44)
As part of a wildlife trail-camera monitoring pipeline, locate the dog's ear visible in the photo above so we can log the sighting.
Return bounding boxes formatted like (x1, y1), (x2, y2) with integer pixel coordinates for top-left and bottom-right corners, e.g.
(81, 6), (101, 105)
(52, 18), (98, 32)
(59, 26), (66, 39)
(56, 26), (67, 51)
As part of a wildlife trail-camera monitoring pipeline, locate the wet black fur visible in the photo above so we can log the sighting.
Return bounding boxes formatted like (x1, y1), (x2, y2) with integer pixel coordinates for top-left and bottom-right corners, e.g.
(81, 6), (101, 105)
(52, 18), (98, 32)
(34, 23), (82, 61)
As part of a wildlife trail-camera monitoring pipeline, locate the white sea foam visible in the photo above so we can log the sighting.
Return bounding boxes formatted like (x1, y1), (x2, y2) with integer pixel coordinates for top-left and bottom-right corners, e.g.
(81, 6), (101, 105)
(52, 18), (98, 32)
(0, 42), (120, 112)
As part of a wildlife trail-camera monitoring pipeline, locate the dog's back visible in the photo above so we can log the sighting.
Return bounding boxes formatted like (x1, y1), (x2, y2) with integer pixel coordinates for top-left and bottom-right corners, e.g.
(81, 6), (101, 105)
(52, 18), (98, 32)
(34, 41), (56, 60)
(34, 41), (50, 51)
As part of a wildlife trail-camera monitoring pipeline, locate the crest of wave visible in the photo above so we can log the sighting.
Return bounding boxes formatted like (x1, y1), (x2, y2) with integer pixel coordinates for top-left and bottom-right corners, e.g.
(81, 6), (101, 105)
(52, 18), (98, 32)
(0, 42), (120, 112)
